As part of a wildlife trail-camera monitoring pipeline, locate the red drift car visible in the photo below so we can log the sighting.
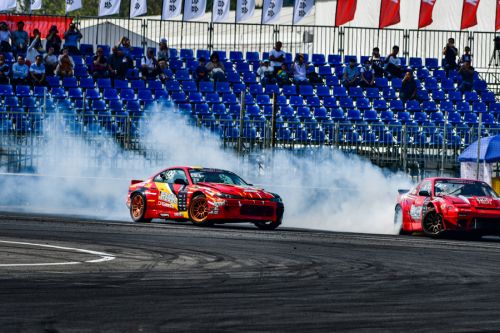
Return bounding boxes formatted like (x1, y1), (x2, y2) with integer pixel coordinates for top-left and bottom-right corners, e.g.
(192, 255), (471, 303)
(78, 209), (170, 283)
(395, 178), (500, 237)
(126, 167), (284, 230)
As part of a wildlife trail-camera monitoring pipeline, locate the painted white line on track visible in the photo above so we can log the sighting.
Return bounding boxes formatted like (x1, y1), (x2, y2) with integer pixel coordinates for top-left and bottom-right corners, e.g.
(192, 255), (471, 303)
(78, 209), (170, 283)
(0, 240), (116, 267)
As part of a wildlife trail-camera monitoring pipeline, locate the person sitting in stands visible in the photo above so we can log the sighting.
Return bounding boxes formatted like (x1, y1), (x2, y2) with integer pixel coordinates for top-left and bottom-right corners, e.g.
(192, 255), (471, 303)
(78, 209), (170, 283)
(158, 59), (171, 83)
(276, 63), (291, 87)
(63, 23), (82, 55)
(293, 53), (309, 85)
(157, 38), (169, 62)
(360, 59), (375, 87)
(460, 46), (472, 66)
(91, 47), (109, 79)
(306, 65), (323, 85)
(257, 59), (275, 85)
(11, 55), (29, 86)
(141, 48), (159, 80)
(400, 69), (417, 103)
(206, 52), (226, 82)
(46, 25), (62, 55)
(55, 49), (74, 77)
(0, 22), (11, 53)
(0, 54), (10, 84)
(118, 36), (133, 57)
(269, 41), (285, 73)
(458, 61), (474, 93)
(342, 58), (360, 87)
(195, 57), (209, 85)
(44, 47), (58, 76)
(11, 21), (28, 57)
(370, 47), (384, 78)
(29, 55), (46, 86)
(384, 45), (403, 78)
(109, 47), (132, 81)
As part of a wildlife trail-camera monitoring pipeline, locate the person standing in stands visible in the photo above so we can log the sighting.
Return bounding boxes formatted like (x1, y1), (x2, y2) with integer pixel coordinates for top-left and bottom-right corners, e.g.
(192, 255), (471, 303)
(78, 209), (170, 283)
(293, 53), (309, 85)
(195, 57), (209, 86)
(206, 52), (226, 82)
(29, 55), (46, 86)
(269, 41), (285, 73)
(370, 47), (384, 78)
(91, 47), (110, 79)
(257, 59), (275, 85)
(360, 59), (375, 87)
(46, 25), (62, 55)
(342, 58), (360, 88)
(400, 69), (417, 103)
(11, 21), (28, 57)
(44, 47), (58, 76)
(458, 60), (474, 93)
(10, 55), (29, 86)
(443, 37), (458, 73)
(0, 22), (11, 53)
(0, 54), (10, 84)
(157, 38), (169, 62)
(384, 45), (403, 78)
(27, 29), (45, 64)
(63, 23), (82, 55)
(141, 48), (159, 80)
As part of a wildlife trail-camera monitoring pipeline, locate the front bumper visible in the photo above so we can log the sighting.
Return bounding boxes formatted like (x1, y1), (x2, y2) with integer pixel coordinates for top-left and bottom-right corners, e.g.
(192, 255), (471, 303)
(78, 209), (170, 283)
(446, 210), (500, 235)
(207, 198), (284, 223)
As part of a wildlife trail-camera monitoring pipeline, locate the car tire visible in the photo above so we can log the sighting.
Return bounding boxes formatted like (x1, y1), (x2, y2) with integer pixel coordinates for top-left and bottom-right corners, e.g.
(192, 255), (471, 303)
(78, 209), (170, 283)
(422, 208), (444, 237)
(189, 195), (212, 227)
(130, 193), (152, 223)
(394, 205), (411, 235)
(254, 221), (280, 230)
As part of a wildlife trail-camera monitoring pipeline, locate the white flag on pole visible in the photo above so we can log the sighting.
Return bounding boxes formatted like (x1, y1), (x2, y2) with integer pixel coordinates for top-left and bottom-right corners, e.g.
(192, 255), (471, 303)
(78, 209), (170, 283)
(162, 0), (182, 19)
(0, 0), (16, 11)
(236, 0), (255, 23)
(212, 0), (230, 22)
(130, 0), (147, 17)
(99, 0), (121, 16)
(31, 0), (42, 10)
(66, 0), (83, 13)
(183, 0), (206, 21)
(292, 0), (313, 24)
(261, 0), (283, 24)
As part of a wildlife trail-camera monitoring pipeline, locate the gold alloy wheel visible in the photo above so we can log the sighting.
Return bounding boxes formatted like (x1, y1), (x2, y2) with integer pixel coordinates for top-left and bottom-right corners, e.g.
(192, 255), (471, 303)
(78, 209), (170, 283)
(131, 195), (145, 220)
(190, 196), (208, 223)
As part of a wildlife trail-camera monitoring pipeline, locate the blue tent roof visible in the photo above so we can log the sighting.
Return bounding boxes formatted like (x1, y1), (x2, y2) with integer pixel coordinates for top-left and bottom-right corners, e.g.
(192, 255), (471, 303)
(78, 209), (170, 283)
(458, 135), (500, 163)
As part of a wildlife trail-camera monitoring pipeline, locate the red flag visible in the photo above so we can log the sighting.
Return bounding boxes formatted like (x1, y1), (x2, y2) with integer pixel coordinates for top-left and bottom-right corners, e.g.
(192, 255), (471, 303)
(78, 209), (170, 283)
(418, 0), (437, 29)
(379, 0), (401, 29)
(461, 0), (481, 30)
(496, 0), (500, 30)
(335, 0), (357, 26)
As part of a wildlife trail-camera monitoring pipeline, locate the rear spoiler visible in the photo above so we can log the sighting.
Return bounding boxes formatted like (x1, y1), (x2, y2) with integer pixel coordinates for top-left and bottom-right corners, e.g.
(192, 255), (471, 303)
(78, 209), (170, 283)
(131, 179), (143, 185)
(398, 189), (410, 195)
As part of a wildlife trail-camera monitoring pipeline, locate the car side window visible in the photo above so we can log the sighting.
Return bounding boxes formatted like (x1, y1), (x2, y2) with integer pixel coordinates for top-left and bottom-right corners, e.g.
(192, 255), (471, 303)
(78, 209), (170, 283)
(419, 181), (432, 195)
(154, 169), (188, 184)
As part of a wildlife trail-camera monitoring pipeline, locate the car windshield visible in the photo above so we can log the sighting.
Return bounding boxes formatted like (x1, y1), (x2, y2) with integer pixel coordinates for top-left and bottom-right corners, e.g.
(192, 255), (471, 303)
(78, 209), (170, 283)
(189, 169), (248, 186)
(434, 180), (499, 198)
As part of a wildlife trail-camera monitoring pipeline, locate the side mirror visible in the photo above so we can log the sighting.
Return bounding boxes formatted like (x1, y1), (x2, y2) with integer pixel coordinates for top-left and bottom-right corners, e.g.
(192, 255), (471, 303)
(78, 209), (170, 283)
(418, 190), (431, 197)
(174, 179), (187, 185)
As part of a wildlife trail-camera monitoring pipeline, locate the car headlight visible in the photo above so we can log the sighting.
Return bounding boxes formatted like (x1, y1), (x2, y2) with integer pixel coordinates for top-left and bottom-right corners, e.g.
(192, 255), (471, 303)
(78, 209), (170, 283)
(216, 193), (241, 199)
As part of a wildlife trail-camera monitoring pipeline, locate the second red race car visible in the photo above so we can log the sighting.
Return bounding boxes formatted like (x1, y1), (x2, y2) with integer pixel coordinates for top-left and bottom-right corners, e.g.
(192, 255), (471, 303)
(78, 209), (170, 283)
(126, 166), (284, 230)
(395, 177), (500, 237)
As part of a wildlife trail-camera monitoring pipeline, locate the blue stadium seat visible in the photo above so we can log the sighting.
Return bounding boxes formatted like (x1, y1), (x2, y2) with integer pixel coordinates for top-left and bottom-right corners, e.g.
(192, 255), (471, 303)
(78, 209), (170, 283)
(391, 78), (402, 91)
(15, 85), (31, 97)
(131, 80), (146, 91)
(356, 98), (370, 110)
(330, 107), (345, 121)
(179, 49), (194, 61)
(215, 51), (227, 62)
(148, 80), (163, 91)
(318, 66), (332, 77)
(290, 96), (304, 107)
(464, 91), (479, 103)
(313, 107), (328, 119)
(413, 111), (428, 124)
(397, 111), (411, 123)
(175, 69), (190, 81)
(375, 77), (389, 89)
(77, 77), (93, 90)
(328, 54), (342, 67)
(103, 88), (119, 101)
(323, 97), (337, 109)
(464, 112), (478, 125)
(417, 90), (430, 101)
(97, 78), (112, 90)
(312, 54), (326, 66)
(472, 101), (487, 113)
(406, 100), (420, 112)
(63, 76), (78, 89)
(344, 55), (357, 64)
(481, 91), (496, 104)
(51, 87), (66, 99)
(263, 84), (279, 96)
(222, 93), (238, 105)
(249, 84), (263, 95)
(422, 101), (437, 112)
(245, 52), (259, 62)
(474, 80), (488, 93)
(166, 80), (181, 93)
(230, 51), (244, 63)
(199, 81), (214, 94)
(325, 75), (340, 87)
(92, 99), (107, 111)
(120, 88), (136, 101)
(243, 73), (257, 84)
(307, 96), (321, 108)
(138, 89), (154, 104)
(424, 77), (438, 91)
(205, 92), (220, 104)
(235, 62), (250, 74)
(363, 109), (379, 122)
(380, 110), (394, 122)
(109, 100), (124, 112)
(226, 71), (241, 84)
(449, 90), (463, 103)
(340, 97), (355, 110)
(382, 87), (397, 100)
(333, 86), (348, 98)
(347, 109), (362, 121)
(256, 94), (272, 107)
(349, 87), (364, 99)
(373, 99), (388, 111)
(416, 68), (430, 80)
(68, 87), (83, 100)
(46, 76), (60, 88)
(425, 58), (439, 70)
(196, 50), (210, 61)
(74, 66), (89, 78)
(299, 85), (314, 97)
(409, 57), (423, 69)
(282, 85), (297, 97)
(390, 99), (404, 112)
(79, 44), (94, 56)
(441, 78), (455, 92)
(232, 83), (246, 94)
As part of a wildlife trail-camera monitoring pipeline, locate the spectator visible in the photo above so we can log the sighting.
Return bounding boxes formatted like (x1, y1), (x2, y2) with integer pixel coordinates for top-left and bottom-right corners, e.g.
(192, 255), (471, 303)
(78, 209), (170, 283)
(63, 23), (82, 55)
(158, 59), (171, 84)
(56, 49), (74, 77)
(46, 25), (62, 55)
(306, 65), (323, 85)
(157, 38), (169, 62)
(342, 58), (360, 88)
(257, 59), (275, 85)
(458, 61), (474, 93)
(293, 53), (309, 85)
(370, 47), (384, 78)
(443, 37), (458, 73)
(109, 47), (132, 80)
(0, 22), (11, 53)
(195, 57), (210, 85)
(11, 55), (29, 86)
(141, 48), (159, 80)
(460, 46), (472, 66)
(384, 45), (403, 78)
(0, 54), (10, 84)
(360, 59), (375, 88)
(206, 52), (226, 82)
(118, 36), (133, 56)
(91, 47), (109, 79)
(11, 21), (28, 57)
(44, 47), (58, 76)
(27, 29), (45, 64)
(276, 63), (291, 87)
(29, 55), (46, 86)
(269, 41), (285, 73)
(400, 69), (417, 103)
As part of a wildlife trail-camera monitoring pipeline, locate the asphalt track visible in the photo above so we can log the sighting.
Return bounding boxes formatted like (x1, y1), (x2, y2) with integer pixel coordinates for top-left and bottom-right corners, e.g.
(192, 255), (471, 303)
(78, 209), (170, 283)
(2, 213), (500, 332)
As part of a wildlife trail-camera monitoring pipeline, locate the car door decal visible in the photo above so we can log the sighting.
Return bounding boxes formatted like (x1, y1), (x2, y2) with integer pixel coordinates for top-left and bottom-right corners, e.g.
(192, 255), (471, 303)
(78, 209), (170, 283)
(177, 186), (188, 212)
(155, 182), (179, 210)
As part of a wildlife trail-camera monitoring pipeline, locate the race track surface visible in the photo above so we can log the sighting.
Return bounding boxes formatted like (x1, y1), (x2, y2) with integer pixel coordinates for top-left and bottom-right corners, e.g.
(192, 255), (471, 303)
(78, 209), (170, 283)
(1, 213), (500, 332)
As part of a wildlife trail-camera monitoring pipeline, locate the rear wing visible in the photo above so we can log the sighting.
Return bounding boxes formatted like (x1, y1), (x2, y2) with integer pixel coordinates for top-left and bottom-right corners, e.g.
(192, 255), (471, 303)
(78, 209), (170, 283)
(131, 179), (143, 185)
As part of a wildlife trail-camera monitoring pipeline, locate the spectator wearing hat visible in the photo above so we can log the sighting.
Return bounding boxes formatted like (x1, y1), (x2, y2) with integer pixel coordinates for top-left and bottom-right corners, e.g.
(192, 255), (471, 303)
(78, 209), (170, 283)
(157, 38), (169, 62)
(400, 69), (417, 103)
(458, 61), (474, 93)
(257, 59), (275, 85)
(195, 57), (209, 86)
(11, 55), (29, 87)
(342, 58), (360, 88)
(44, 47), (58, 76)
(293, 53), (309, 85)
(384, 45), (403, 78)
(206, 53), (226, 82)
(0, 22), (11, 53)
(29, 55), (46, 86)
(0, 54), (10, 84)
(360, 59), (375, 88)
(11, 21), (28, 57)
(63, 23), (82, 55)
(46, 25), (62, 55)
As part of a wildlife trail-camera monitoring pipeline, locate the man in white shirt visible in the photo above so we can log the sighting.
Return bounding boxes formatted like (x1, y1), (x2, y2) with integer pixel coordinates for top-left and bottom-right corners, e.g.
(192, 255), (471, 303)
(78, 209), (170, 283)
(269, 41), (285, 73)
(257, 59), (275, 85)
(293, 54), (309, 84)
(384, 45), (403, 78)
(141, 48), (159, 80)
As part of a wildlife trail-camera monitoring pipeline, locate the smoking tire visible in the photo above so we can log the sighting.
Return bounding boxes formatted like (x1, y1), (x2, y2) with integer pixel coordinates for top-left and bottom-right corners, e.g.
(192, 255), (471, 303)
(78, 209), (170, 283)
(130, 193), (152, 223)
(394, 205), (411, 235)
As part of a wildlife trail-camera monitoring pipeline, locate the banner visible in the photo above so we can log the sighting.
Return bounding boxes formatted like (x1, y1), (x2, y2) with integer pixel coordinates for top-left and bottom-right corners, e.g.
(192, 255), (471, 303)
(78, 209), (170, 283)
(66, 0), (83, 12)
(379, 0), (400, 29)
(130, 0), (147, 17)
(335, 0), (356, 26)
(99, 0), (121, 16)
(461, 0), (480, 29)
(418, 0), (437, 29)
(236, 0), (255, 23)
(0, 0), (16, 11)
(497, 0), (500, 30)
(293, 0), (314, 25)
(162, 0), (182, 19)
(261, 0), (283, 24)
(31, 0), (42, 10)
(183, 0), (207, 21)
(212, 0), (230, 22)
(0, 15), (73, 37)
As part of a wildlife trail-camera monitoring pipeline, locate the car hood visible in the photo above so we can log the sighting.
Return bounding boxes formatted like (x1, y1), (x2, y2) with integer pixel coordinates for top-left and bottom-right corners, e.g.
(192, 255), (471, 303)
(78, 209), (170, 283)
(443, 195), (500, 209)
(197, 182), (276, 200)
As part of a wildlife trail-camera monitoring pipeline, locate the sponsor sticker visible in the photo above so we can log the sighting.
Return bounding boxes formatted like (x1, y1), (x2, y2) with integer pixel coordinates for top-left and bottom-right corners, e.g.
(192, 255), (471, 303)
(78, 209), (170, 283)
(409, 205), (422, 219)
(159, 191), (177, 205)
(477, 197), (491, 205)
